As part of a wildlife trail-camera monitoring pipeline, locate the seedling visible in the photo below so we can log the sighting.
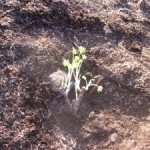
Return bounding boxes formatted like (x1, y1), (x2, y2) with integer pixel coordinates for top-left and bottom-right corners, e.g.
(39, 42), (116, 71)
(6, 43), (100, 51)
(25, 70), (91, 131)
(60, 46), (103, 115)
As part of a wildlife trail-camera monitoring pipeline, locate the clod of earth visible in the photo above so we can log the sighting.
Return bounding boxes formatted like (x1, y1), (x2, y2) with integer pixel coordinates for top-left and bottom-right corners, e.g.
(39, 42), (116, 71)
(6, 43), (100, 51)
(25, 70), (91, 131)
(49, 70), (67, 92)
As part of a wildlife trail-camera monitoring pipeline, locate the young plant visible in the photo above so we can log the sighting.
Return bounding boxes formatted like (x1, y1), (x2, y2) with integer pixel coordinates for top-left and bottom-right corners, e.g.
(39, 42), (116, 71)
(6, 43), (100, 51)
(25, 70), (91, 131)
(61, 46), (103, 115)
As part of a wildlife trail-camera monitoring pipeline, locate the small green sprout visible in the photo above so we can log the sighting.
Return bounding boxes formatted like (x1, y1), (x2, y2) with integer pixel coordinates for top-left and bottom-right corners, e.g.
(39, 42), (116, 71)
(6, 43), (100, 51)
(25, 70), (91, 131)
(97, 86), (103, 92)
(82, 75), (103, 92)
(79, 46), (86, 54)
(61, 46), (103, 115)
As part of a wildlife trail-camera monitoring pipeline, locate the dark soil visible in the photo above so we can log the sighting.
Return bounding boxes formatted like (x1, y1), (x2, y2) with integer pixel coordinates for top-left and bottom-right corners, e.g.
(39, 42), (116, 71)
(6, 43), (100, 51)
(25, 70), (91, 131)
(0, 0), (150, 149)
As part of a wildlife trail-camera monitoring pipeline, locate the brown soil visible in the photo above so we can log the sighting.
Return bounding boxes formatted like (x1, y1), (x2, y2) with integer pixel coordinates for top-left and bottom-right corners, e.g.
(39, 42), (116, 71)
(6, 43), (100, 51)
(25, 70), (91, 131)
(0, 0), (150, 149)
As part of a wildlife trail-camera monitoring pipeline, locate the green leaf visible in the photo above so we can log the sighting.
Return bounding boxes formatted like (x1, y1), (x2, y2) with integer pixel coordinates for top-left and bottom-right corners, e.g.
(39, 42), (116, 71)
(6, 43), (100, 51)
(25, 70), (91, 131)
(72, 47), (77, 55)
(75, 56), (80, 61)
(79, 46), (86, 54)
(63, 59), (70, 67)
(97, 86), (103, 92)
(82, 54), (87, 60)
(79, 59), (83, 64)
(72, 62), (80, 68)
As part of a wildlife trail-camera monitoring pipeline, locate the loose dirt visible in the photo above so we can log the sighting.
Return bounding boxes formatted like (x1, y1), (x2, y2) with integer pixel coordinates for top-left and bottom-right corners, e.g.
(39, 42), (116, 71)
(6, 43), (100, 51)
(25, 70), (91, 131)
(0, 0), (150, 149)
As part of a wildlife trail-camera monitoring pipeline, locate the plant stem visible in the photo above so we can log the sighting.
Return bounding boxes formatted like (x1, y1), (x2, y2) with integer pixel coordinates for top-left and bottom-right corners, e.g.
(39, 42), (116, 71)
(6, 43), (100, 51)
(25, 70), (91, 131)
(59, 88), (72, 112)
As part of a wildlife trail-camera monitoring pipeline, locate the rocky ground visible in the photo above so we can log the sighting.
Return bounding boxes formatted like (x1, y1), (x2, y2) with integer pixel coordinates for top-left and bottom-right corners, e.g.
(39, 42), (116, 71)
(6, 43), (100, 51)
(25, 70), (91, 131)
(0, 0), (150, 149)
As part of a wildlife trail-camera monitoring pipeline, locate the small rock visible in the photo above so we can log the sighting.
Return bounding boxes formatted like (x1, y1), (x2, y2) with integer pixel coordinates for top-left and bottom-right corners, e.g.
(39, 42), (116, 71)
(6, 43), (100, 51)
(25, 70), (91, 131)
(0, 16), (13, 27)
(49, 70), (67, 92)
(88, 111), (95, 118)
(103, 25), (112, 34)
(110, 133), (118, 143)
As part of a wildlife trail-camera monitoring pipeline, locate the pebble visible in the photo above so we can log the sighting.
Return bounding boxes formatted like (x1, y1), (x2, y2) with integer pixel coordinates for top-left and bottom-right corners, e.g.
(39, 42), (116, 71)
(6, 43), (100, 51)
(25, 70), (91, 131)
(110, 133), (118, 143)
(49, 70), (67, 92)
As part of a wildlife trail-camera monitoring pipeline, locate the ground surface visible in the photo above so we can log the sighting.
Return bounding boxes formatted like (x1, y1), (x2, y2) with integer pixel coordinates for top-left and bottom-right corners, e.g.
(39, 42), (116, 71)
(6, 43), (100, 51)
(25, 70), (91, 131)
(0, 0), (150, 149)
